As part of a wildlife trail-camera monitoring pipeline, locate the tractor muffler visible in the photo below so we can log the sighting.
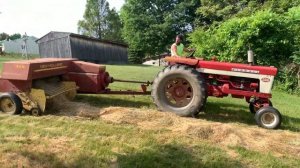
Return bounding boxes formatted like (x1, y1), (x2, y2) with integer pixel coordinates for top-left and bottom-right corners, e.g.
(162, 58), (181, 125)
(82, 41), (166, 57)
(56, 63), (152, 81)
(248, 49), (254, 65)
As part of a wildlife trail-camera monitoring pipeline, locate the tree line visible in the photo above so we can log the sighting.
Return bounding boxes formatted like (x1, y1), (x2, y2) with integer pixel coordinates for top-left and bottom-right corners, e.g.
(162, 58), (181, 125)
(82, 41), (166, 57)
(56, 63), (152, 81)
(0, 33), (22, 41)
(79, 0), (300, 94)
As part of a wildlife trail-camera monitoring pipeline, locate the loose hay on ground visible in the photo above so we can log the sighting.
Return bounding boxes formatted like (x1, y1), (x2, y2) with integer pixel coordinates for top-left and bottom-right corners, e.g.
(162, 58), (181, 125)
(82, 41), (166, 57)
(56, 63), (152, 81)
(99, 107), (300, 158)
(48, 98), (300, 158)
(48, 95), (101, 118)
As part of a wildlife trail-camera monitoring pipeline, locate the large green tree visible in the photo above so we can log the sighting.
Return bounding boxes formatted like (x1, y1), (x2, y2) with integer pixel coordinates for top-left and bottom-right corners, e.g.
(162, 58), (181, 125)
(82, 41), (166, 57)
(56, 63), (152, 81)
(9, 33), (21, 40)
(120, 0), (200, 63)
(196, 0), (253, 26)
(0, 33), (22, 41)
(0, 33), (9, 41)
(78, 0), (123, 42)
(190, 11), (296, 67)
(102, 8), (123, 42)
(197, 0), (300, 27)
(279, 6), (300, 93)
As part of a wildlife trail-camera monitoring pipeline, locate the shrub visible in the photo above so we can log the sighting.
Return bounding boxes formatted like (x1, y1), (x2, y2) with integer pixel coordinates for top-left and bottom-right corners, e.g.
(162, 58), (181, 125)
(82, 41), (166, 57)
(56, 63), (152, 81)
(190, 10), (295, 67)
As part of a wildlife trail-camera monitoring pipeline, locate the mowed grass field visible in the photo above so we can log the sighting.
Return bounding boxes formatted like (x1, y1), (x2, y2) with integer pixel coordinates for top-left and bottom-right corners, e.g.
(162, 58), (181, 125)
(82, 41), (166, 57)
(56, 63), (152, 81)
(0, 55), (300, 168)
(0, 54), (23, 69)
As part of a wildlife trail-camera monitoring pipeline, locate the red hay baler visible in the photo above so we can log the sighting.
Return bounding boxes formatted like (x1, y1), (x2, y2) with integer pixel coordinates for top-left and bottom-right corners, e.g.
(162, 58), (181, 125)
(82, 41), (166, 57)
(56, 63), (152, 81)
(0, 56), (281, 129)
(0, 58), (114, 115)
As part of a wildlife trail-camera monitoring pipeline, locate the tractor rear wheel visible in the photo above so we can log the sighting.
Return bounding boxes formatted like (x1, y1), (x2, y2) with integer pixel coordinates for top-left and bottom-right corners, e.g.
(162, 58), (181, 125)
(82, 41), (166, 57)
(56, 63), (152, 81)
(255, 106), (281, 129)
(151, 65), (207, 117)
(0, 93), (23, 115)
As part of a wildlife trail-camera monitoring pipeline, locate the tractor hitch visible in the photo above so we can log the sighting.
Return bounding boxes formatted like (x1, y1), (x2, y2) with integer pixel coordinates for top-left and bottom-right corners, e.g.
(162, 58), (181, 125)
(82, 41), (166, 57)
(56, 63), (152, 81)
(103, 78), (153, 95)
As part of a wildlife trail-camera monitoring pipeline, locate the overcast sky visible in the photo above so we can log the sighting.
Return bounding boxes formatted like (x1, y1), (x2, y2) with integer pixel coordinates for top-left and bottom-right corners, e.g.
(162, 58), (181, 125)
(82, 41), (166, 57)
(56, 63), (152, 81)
(0, 0), (125, 38)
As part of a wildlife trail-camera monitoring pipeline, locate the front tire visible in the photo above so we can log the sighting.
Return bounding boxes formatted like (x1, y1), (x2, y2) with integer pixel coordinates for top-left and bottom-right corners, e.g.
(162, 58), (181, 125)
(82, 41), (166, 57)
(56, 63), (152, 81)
(0, 92), (23, 115)
(255, 107), (282, 129)
(249, 98), (273, 114)
(151, 65), (207, 117)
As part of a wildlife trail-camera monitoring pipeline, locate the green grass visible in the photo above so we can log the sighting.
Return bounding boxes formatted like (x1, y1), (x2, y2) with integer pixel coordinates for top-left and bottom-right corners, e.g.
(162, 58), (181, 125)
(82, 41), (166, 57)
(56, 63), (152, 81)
(0, 55), (299, 167)
(0, 54), (23, 69)
(0, 116), (243, 167)
(232, 146), (300, 168)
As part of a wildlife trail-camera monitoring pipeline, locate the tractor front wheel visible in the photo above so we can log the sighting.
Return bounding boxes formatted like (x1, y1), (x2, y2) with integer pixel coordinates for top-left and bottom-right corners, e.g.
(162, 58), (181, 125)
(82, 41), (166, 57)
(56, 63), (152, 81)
(255, 106), (282, 129)
(151, 65), (207, 117)
(249, 99), (273, 114)
(0, 93), (23, 115)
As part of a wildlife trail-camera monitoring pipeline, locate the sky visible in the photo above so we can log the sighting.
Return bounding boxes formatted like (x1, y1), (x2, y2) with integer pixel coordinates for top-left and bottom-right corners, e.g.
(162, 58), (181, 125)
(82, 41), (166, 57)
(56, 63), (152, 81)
(0, 0), (125, 38)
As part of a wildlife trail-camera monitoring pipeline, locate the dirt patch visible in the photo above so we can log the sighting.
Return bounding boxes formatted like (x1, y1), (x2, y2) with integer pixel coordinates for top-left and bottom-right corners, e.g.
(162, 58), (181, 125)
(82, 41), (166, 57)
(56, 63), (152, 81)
(46, 98), (300, 158)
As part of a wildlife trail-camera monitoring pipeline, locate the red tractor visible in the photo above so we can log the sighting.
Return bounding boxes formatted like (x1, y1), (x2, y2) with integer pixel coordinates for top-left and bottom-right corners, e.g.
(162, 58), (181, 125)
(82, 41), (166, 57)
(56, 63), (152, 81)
(151, 55), (281, 129)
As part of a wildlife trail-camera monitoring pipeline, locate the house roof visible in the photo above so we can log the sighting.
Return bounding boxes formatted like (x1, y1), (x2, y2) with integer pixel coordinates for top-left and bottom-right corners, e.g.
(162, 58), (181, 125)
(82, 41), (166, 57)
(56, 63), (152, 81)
(37, 31), (128, 48)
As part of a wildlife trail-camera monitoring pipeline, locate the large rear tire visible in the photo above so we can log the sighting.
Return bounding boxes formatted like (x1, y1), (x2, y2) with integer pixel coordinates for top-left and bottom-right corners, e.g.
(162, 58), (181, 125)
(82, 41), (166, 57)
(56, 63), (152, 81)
(151, 65), (207, 117)
(0, 92), (23, 115)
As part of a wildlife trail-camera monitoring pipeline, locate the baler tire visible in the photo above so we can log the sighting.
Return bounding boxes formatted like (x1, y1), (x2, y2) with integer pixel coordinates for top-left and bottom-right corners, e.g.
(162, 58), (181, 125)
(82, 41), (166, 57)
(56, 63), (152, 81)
(255, 106), (281, 129)
(151, 65), (207, 117)
(31, 108), (42, 116)
(249, 99), (273, 114)
(0, 92), (23, 115)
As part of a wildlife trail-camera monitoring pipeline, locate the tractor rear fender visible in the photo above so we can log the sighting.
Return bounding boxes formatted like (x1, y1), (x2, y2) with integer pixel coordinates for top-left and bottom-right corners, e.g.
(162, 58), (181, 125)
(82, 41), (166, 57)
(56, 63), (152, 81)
(164, 57), (199, 67)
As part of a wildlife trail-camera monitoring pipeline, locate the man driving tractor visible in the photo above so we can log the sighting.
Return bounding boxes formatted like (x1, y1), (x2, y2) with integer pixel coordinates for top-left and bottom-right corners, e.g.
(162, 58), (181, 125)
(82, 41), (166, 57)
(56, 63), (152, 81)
(171, 34), (194, 57)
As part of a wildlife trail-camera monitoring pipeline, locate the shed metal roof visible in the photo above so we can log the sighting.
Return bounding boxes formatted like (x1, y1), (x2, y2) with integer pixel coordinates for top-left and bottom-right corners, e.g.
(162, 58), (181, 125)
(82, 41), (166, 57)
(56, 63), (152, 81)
(37, 31), (128, 48)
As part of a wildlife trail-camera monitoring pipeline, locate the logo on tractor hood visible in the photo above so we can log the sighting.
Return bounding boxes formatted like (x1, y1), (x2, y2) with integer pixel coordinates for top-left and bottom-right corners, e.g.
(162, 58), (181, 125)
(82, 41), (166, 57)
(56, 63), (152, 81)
(261, 77), (271, 82)
(231, 68), (260, 74)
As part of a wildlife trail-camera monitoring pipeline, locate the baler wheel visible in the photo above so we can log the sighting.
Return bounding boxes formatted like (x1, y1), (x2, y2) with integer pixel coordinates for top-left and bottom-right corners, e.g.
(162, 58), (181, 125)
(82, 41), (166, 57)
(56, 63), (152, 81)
(249, 99), (273, 114)
(152, 65), (207, 117)
(255, 106), (282, 129)
(31, 108), (41, 116)
(0, 93), (23, 115)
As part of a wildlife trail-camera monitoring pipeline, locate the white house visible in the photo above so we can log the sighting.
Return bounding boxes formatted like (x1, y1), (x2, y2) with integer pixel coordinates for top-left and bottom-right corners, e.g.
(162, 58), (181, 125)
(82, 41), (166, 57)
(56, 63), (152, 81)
(142, 59), (167, 66)
(0, 36), (39, 55)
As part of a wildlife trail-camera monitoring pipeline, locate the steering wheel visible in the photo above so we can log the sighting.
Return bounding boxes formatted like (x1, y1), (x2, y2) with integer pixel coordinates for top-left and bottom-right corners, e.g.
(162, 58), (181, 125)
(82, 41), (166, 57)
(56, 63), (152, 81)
(186, 49), (196, 58)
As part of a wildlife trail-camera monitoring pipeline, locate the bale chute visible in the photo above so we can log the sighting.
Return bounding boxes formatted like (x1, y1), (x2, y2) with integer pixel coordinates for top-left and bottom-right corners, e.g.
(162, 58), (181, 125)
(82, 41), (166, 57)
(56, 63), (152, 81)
(30, 80), (77, 113)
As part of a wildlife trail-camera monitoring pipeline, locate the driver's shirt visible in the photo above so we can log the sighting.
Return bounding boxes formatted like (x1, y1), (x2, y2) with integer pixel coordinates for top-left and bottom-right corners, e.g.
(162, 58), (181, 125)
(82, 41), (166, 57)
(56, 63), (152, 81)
(171, 43), (184, 57)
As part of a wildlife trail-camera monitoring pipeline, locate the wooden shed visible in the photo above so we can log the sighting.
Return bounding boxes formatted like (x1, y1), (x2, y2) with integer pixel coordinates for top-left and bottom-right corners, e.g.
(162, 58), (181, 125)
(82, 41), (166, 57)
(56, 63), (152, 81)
(37, 31), (128, 64)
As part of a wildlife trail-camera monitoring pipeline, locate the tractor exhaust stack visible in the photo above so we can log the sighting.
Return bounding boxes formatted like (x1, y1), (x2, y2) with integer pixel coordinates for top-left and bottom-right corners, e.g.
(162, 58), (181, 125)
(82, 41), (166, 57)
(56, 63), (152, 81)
(248, 49), (254, 65)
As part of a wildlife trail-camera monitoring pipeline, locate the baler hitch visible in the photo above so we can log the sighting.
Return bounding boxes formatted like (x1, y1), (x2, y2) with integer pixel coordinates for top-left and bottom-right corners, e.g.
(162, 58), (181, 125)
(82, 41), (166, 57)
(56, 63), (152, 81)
(113, 79), (153, 85)
(103, 78), (153, 95)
